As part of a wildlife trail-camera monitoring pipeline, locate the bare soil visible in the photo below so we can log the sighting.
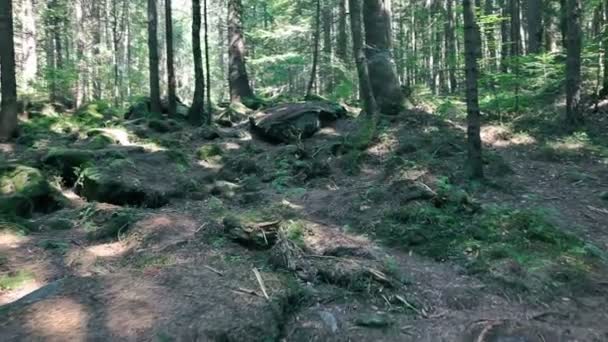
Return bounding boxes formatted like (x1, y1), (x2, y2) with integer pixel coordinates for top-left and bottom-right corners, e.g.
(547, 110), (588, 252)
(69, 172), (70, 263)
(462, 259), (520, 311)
(0, 110), (607, 342)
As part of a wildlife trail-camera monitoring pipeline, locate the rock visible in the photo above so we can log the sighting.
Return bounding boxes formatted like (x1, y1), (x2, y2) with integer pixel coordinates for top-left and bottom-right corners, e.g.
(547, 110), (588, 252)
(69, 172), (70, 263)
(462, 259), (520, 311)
(76, 151), (194, 208)
(198, 126), (221, 140)
(249, 101), (347, 143)
(208, 180), (240, 199)
(42, 149), (96, 185)
(125, 97), (190, 120)
(354, 313), (393, 328)
(87, 127), (132, 146)
(85, 205), (139, 241)
(147, 119), (181, 133)
(0, 164), (64, 218)
(318, 311), (339, 333)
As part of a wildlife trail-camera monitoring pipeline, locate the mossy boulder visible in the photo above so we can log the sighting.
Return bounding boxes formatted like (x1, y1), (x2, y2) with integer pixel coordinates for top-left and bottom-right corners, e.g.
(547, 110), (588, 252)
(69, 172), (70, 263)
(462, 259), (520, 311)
(76, 151), (197, 208)
(249, 101), (347, 143)
(147, 119), (181, 133)
(42, 149), (96, 185)
(0, 165), (64, 218)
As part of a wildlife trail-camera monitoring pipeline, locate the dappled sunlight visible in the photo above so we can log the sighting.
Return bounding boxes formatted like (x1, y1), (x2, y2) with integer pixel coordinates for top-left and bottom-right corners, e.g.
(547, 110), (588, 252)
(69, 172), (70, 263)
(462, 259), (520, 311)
(482, 125), (537, 147)
(85, 242), (129, 258)
(0, 279), (46, 305)
(0, 143), (15, 153)
(0, 230), (30, 248)
(25, 297), (89, 339)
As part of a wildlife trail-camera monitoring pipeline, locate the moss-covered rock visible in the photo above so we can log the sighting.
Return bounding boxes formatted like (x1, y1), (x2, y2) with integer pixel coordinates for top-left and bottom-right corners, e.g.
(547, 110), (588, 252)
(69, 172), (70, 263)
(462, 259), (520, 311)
(42, 149), (96, 185)
(196, 144), (223, 161)
(0, 165), (63, 218)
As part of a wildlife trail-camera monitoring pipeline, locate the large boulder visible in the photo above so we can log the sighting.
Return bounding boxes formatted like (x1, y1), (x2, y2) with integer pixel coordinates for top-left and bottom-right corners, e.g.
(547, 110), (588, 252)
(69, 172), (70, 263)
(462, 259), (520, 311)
(249, 101), (347, 143)
(0, 164), (64, 217)
(42, 149), (96, 185)
(76, 150), (203, 208)
(125, 97), (189, 120)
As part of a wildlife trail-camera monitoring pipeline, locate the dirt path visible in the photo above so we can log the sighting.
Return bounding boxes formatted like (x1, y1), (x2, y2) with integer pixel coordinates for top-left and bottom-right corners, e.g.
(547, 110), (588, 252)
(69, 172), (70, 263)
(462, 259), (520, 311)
(1, 116), (607, 341)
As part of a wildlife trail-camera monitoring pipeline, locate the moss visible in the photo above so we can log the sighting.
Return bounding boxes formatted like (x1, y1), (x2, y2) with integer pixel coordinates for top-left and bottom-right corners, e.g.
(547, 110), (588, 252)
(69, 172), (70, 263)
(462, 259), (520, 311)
(196, 144), (223, 161)
(0, 165), (63, 218)
(0, 270), (35, 291)
(45, 218), (74, 231)
(43, 149), (96, 184)
(85, 208), (139, 242)
(366, 181), (604, 296)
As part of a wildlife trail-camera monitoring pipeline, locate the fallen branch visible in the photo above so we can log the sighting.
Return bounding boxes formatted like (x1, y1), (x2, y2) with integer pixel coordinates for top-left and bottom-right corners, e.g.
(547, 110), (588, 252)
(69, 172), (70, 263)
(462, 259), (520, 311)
(203, 265), (224, 277)
(253, 268), (270, 300)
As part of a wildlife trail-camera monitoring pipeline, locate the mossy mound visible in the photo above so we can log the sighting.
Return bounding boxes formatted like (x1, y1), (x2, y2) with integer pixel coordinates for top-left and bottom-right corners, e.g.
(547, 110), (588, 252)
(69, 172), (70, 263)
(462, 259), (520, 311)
(42, 149), (96, 185)
(0, 165), (64, 218)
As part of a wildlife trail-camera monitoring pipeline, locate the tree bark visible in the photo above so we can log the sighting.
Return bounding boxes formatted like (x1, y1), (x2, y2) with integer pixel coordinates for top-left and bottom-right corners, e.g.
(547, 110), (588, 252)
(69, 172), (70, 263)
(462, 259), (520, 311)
(228, 0), (254, 103)
(565, 0), (583, 126)
(363, 0), (403, 114)
(446, 0), (458, 92)
(322, 2), (333, 94)
(349, 0), (378, 116)
(204, 0), (212, 118)
(165, 0), (177, 117)
(306, 0), (322, 98)
(337, 0), (348, 63)
(499, 0), (509, 72)
(0, 0), (18, 141)
(463, 0), (484, 179)
(189, 0), (206, 125)
(527, 0), (542, 54)
(148, 0), (162, 114)
(602, 0), (608, 96)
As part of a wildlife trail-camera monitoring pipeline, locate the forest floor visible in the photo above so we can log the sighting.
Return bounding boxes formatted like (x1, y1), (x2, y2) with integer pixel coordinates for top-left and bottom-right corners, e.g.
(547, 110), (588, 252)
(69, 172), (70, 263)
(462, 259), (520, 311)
(0, 99), (607, 341)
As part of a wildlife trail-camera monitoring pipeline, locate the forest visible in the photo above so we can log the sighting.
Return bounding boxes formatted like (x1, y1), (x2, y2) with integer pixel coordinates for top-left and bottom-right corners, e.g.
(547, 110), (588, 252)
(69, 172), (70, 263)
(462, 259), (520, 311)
(0, 0), (607, 340)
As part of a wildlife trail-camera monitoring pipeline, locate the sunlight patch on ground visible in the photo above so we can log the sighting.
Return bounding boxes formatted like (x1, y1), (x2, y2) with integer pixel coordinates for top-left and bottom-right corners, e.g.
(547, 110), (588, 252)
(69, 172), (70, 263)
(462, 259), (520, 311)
(86, 242), (129, 258)
(0, 279), (45, 306)
(221, 142), (242, 151)
(481, 125), (536, 147)
(0, 231), (29, 248)
(25, 298), (89, 339)
(0, 143), (15, 153)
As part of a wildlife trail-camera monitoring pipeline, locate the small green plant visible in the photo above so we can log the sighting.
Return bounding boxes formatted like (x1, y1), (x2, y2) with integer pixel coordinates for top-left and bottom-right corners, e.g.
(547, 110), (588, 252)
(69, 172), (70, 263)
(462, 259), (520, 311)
(283, 220), (306, 248)
(0, 270), (35, 291)
(38, 239), (70, 254)
(196, 144), (223, 161)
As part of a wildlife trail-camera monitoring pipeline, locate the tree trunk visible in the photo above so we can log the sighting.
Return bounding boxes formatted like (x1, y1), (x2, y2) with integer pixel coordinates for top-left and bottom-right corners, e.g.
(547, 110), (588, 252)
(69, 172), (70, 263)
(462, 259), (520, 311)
(446, 0), (458, 92)
(499, 0), (509, 72)
(602, 0), (608, 96)
(565, 0), (583, 126)
(527, 0), (542, 54)
(228, 0), (254, 103)
(204, 0), (212, 118)
(0, 0), (18, 141)
(337, 0), (348, 62)
(510, 0), (521, 110)
(363, 0), (403, 114)
(463, 0), (484, 179)
(349, 0), (378, 116)
(322, 2), (333, 94)
(21, 0), (38, 92)
(148, 0), (162, 114)
(484, 0), (498, 70)
(165, 0), (177, 117)
(306, 0), (322, 98)
(189, 0), (206, 125)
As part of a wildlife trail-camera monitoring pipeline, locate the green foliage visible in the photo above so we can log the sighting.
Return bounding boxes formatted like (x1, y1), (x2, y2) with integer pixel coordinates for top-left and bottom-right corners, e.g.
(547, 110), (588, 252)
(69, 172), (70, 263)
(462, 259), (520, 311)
(0, 271), (35, 291)
(196, 144), (223, 161)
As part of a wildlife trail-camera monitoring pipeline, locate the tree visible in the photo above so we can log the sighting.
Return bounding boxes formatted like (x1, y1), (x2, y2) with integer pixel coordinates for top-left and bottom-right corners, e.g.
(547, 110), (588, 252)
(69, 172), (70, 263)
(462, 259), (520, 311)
(0, 0), (17, 141)
(463, 0), (483, 179)
(349, 0), (377, 116)
(165, 0), (177, 117)
(306, 0), (322, 98)
(148, 0), (162, 114)
(565, 0), (583, 126)
(228, 0), (254, 103)
(0, 0), (18, 141)
(363, 0), (403, 114)
(446, 0), (458, 92)
(189, 0), (206, 125)
(527, 0), (543, 54)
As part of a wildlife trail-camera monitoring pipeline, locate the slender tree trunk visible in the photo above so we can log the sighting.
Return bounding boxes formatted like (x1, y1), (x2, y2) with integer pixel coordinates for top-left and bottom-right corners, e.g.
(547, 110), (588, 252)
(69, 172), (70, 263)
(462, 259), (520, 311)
(337, 0), (348, 63)
(21, 0), (38, 92)
(322, 2), (333, 94)
(165, 0), (177, 116)
(484, 0), (498, 70)
(510, 0), (521, 111)
(228, 0), (254, 103)
(349, 0), (377, 116)
(363, 0), (403, 114)
(566, 0), (583, 126)
(204, 0), (212, 118)
(560, 0), (567, 49)
(446, 0), (458, 93)
(602, 0), (608, 96)
(0, 0), (18, 141)
(499, 0), (509, 72)
(189, 0), (205, 125)
(463, 0), (484, 179)
(148, 0), (162, 114)
(527, 0), (542, 54)
(306, 0), (322, 98)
